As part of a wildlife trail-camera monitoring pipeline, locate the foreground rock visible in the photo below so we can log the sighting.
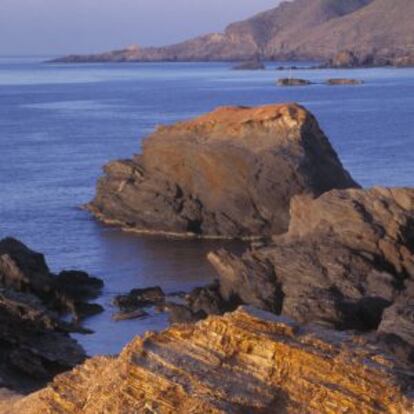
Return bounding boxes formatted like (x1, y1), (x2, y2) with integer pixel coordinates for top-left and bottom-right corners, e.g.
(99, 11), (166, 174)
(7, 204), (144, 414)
(209, 187), (414, 357)
(88, 103), (358, 238)
(0, 238), (103, 392)
(277, 78), (313, 86)
(6, 307), (413, 413)
(326, 78), (363, 85)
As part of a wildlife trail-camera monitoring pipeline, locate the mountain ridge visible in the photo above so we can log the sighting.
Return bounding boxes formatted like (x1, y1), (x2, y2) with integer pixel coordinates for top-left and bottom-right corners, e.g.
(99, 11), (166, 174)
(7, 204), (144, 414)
(53, 0), (414, 66)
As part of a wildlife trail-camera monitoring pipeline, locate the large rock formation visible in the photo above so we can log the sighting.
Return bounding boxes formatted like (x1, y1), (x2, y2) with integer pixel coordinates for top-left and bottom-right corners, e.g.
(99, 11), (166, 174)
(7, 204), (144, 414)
(5, 307), (413, 414)
(208, 188), (414, 353)
(53, 0), (414, 66)
(0, 238), (103, 392)
(88, 103), (357, 239)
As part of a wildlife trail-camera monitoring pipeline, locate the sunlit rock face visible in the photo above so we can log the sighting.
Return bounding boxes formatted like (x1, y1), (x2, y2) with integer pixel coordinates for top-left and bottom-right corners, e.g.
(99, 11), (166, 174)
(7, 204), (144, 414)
(5, 307), (413, 414)
(88, 103), (357, 239)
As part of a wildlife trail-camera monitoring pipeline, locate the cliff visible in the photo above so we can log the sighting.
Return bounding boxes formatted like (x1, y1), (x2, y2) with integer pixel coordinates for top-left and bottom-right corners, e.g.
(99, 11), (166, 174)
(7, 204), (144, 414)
(4, 307), (413, 414)
(88, 103), (357, 238)
(53, 0), (414, 66)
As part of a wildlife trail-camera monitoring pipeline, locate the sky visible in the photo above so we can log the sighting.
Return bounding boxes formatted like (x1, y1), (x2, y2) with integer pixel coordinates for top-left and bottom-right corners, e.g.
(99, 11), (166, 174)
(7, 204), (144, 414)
(0, 0), (281, 55)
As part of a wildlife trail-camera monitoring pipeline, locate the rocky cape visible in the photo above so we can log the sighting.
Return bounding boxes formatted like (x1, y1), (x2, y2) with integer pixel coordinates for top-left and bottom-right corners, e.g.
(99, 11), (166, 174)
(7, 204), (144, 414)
(88, 103), (357, 239)
(0, 238), (103, 392)
(53, 0), (414, 67)
(4, 307), (413, 413)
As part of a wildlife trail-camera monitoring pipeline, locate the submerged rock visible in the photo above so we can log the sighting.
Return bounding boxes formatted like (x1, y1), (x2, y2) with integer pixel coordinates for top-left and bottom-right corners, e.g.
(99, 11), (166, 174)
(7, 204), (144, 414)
(112, 309), (148, 321)
(208, 188), (414, 344)
(113, 286), (165, 312)
(7, 307), (414, 413)
(326, 78), (363, 85)
(88, 103), (358, 238)
(277, 78), (313, 86)
(232, 60), (265, 70)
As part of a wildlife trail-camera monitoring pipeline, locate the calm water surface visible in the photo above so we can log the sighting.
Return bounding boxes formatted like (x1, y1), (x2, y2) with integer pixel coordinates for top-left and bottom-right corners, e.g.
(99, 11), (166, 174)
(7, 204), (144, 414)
(0, 57), (413, 355)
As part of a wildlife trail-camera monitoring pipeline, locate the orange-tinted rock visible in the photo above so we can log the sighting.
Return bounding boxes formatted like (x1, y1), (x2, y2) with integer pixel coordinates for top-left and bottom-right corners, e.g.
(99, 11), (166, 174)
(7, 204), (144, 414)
(88, 103), (357, 238)
(5, 307), (413, 414)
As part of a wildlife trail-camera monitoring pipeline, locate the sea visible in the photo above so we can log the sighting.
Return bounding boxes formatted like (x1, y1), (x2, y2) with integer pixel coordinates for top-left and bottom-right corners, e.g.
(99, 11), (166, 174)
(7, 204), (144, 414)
(0, 56), (413, 355)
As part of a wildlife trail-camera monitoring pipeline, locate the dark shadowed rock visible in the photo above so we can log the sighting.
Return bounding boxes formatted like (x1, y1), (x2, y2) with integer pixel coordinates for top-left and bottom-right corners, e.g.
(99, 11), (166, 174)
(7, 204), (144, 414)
(165, 281), (241, 324)
(88, 103), (358, 239)
(186, 281), (238, 316)
(113, 286), (165, 312)
(165, 303), (206, 324)
(55, 271), (103, 301)
(0, 289), (86, 393)
(0, 238), (104, 321)
(0, 238), (104, 392)
(209, 188), (414, 344)
(277, 78), (313, 86)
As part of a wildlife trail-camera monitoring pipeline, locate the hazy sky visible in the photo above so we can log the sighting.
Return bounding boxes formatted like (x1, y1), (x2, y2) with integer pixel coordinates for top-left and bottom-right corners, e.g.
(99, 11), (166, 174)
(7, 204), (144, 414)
(0, 0), (281, 55)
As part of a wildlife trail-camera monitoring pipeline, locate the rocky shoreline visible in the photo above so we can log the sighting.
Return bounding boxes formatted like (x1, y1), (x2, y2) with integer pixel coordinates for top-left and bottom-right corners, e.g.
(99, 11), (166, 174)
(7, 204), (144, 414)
(6, 307), (414, 413)
(0, 101), (413, 413)
(0, 238), (103, 393)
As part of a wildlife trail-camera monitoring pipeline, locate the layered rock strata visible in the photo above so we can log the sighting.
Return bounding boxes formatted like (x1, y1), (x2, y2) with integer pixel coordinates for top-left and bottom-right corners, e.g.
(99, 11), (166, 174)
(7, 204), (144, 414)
(88, 103), (357, 238)
(5, 307), (414, 414)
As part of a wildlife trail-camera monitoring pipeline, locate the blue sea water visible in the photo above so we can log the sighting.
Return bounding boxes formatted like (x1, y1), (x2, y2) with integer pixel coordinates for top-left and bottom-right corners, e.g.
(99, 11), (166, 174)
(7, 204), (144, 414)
(0, 56), (413, 355)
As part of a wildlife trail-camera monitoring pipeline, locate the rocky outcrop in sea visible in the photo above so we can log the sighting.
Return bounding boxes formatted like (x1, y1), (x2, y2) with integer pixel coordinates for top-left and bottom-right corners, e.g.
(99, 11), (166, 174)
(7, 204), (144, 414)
(88, 103), (357, 238)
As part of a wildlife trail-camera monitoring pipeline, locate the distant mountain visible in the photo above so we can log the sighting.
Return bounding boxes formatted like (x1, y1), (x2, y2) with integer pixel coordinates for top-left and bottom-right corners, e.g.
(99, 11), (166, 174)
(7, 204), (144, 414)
(54, 0), (414, 66)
